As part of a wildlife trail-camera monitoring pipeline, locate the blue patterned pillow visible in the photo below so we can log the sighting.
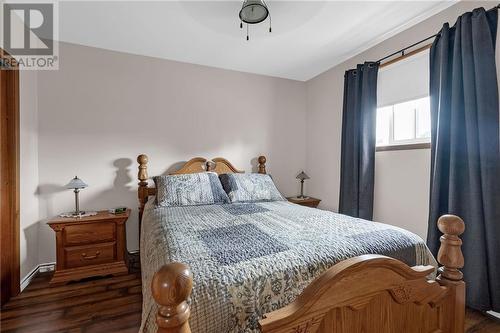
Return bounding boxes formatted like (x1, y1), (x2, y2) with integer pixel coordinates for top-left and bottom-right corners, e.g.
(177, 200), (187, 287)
(154, 172), (229, 207)
(219, 173), (285, 203)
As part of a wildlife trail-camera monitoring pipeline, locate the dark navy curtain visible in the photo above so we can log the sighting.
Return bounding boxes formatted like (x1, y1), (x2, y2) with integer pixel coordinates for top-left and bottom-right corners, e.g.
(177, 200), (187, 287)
(339, 62), (379, 220)
(427, 7), (500, 312)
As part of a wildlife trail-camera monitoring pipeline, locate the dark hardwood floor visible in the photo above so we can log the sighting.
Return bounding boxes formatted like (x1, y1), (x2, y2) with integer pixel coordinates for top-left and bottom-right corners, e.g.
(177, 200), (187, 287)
(466, 309), (500, 333)
(1, 266), (500, 332)
(0, 270), (142, 333)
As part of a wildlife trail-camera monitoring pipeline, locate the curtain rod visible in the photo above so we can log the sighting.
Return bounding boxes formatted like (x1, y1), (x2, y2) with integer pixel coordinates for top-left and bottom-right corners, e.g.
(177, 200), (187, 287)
(379, 43), (431, 69)
(376, 33), (438, 64)
(376, 4), (500, 65)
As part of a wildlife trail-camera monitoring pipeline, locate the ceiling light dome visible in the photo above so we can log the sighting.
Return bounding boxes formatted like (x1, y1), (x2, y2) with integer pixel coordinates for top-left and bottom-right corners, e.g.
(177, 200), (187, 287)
(239, 0), (269, 24)
(239, 0), (272, 40)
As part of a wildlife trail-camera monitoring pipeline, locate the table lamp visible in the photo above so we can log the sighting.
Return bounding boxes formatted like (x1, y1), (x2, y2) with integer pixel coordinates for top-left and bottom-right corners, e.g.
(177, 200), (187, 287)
(296, 171), (310, 199)
(65, 176), (88, 216)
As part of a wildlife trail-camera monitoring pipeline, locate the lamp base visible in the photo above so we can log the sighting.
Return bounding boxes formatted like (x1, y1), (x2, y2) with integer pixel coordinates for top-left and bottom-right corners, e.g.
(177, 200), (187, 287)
(292, 196), (310, 200)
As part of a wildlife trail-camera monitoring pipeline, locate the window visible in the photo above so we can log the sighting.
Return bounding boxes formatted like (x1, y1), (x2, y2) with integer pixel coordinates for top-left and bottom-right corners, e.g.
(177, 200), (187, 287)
(376, 96), (431, 147)
(376, 48), (430, 150)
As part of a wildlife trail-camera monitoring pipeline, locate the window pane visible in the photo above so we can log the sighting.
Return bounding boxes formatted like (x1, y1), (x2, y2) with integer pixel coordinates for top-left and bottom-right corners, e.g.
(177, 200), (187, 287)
(393, 100), (415, 141)
(415, 97), (431, 139)
(376, 106), (392, 146)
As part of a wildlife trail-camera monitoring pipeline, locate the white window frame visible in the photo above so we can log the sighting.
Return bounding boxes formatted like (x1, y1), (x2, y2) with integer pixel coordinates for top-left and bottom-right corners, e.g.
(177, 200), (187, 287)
(376, 96), (431, 150)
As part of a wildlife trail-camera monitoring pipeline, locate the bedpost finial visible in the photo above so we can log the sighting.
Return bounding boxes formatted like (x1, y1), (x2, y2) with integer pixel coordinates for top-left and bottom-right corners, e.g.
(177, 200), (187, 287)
(437, 214), (465, 282)
(437, 214), (465, 236)
(138, 154), (149, 182)
(138, 154), (149, 224)
(152, 262), (193, 332)
(138, 154), (148, 164)
(258, 155), (267, 174)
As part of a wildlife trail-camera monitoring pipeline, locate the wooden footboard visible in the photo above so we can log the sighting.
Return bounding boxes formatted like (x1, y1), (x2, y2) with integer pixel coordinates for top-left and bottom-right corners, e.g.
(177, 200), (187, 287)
(260, 215), (465, 333)
(150, 215), (465, 333)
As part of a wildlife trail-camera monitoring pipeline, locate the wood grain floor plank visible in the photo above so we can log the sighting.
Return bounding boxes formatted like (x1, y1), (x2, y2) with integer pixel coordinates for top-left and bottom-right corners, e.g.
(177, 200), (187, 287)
(113, 326), (142, 333)
(1, 289), (128, 320)
(467, 310), (500, 333)
(66, 328), (83, 333)
(83, 312), (142, 333)
(128, 285), (142, 294)
(467, 309), (491, 331)
(64, 294), (142, 317)
(1, 308), (65, 331)
(13, 273), (139, 300)
(107, 278), (142, 290)
(30, 302), (143, 333)
(2, 285), (109, 310)
(3, 300), (141, 333)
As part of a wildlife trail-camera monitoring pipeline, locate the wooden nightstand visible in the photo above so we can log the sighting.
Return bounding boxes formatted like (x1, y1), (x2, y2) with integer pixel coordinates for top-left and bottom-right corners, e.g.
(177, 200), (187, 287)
(287, 197), (321, 208)
(48, 209), (130, 285)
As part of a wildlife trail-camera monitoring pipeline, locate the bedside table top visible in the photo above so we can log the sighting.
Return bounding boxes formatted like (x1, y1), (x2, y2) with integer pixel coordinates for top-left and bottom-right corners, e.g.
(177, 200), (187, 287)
(287, 197), (321, 204)
(48, 209), (131, 225)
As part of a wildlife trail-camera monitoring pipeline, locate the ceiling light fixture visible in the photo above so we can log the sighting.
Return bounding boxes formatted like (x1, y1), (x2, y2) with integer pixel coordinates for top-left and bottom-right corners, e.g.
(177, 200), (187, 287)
(239, 0), (272, 41)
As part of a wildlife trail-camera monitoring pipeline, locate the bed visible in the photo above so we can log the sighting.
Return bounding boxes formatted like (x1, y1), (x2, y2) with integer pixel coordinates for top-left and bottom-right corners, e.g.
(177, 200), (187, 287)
(137, 154), (466, 333)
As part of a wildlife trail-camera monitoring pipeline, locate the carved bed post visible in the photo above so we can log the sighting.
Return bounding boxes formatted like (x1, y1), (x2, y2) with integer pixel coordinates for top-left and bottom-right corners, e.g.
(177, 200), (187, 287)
(152, 262), (193, 333)
(137, 154), (149, 223)
(258, 155), (267, 174)
(436, 214), (466, 333)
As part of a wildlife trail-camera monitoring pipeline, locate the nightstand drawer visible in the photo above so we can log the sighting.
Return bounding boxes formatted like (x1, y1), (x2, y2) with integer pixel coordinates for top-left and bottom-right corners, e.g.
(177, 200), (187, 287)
(64, 222), (115, 245)
(64, 242), (116, 268)
(299, 201), (319, 208)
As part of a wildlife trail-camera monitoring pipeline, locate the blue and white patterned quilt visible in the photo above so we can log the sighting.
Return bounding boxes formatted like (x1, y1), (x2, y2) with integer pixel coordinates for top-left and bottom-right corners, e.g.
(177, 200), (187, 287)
(140, 200), (436, 333)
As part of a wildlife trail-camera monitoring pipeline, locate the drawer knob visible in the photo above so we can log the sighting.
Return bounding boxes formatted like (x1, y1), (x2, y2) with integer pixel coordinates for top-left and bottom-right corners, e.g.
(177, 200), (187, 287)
(81, 251), (101, 260)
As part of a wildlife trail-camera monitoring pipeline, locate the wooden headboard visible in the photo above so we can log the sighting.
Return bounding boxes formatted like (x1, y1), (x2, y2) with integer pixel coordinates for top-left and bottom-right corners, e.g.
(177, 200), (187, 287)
(137, 154), (267, 221)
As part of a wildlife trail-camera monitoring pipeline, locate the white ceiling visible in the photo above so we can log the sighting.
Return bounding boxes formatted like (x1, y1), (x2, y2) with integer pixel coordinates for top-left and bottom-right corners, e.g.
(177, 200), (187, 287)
(58, 1), (456, 81)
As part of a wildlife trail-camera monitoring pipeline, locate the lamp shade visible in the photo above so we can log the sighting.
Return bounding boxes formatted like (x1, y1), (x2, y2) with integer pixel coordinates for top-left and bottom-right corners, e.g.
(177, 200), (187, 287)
(65, 176), (88, 190)
(296, 171), (310, 181)
(239, 0), (269, 24)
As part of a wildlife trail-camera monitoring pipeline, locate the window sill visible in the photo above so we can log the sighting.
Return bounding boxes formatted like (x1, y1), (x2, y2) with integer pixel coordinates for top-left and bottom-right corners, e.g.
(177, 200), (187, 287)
(376, 142), (431, 152)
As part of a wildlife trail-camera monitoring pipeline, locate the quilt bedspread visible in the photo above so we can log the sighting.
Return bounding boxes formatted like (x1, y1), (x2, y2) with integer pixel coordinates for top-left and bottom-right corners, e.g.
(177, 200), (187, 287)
(139, 200), (436, 333)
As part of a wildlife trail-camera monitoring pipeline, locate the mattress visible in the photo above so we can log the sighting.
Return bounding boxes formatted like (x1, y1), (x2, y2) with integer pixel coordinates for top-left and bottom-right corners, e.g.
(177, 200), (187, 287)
(139, 200), (436, 333)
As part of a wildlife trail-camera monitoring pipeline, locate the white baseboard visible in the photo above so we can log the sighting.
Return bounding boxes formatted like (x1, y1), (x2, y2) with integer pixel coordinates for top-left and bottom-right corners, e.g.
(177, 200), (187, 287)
(20, 262), (56, 291)
(487, 310), (500, 320)
(20, 252), (140, 292)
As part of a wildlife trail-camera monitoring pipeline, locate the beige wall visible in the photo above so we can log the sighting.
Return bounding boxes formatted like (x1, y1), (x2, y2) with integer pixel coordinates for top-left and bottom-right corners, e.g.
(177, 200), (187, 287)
(35, 42), (307, 264)
(305, 1), (495, 239)
(19, 70), (40, 280)
(373, 149), (431, 238)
